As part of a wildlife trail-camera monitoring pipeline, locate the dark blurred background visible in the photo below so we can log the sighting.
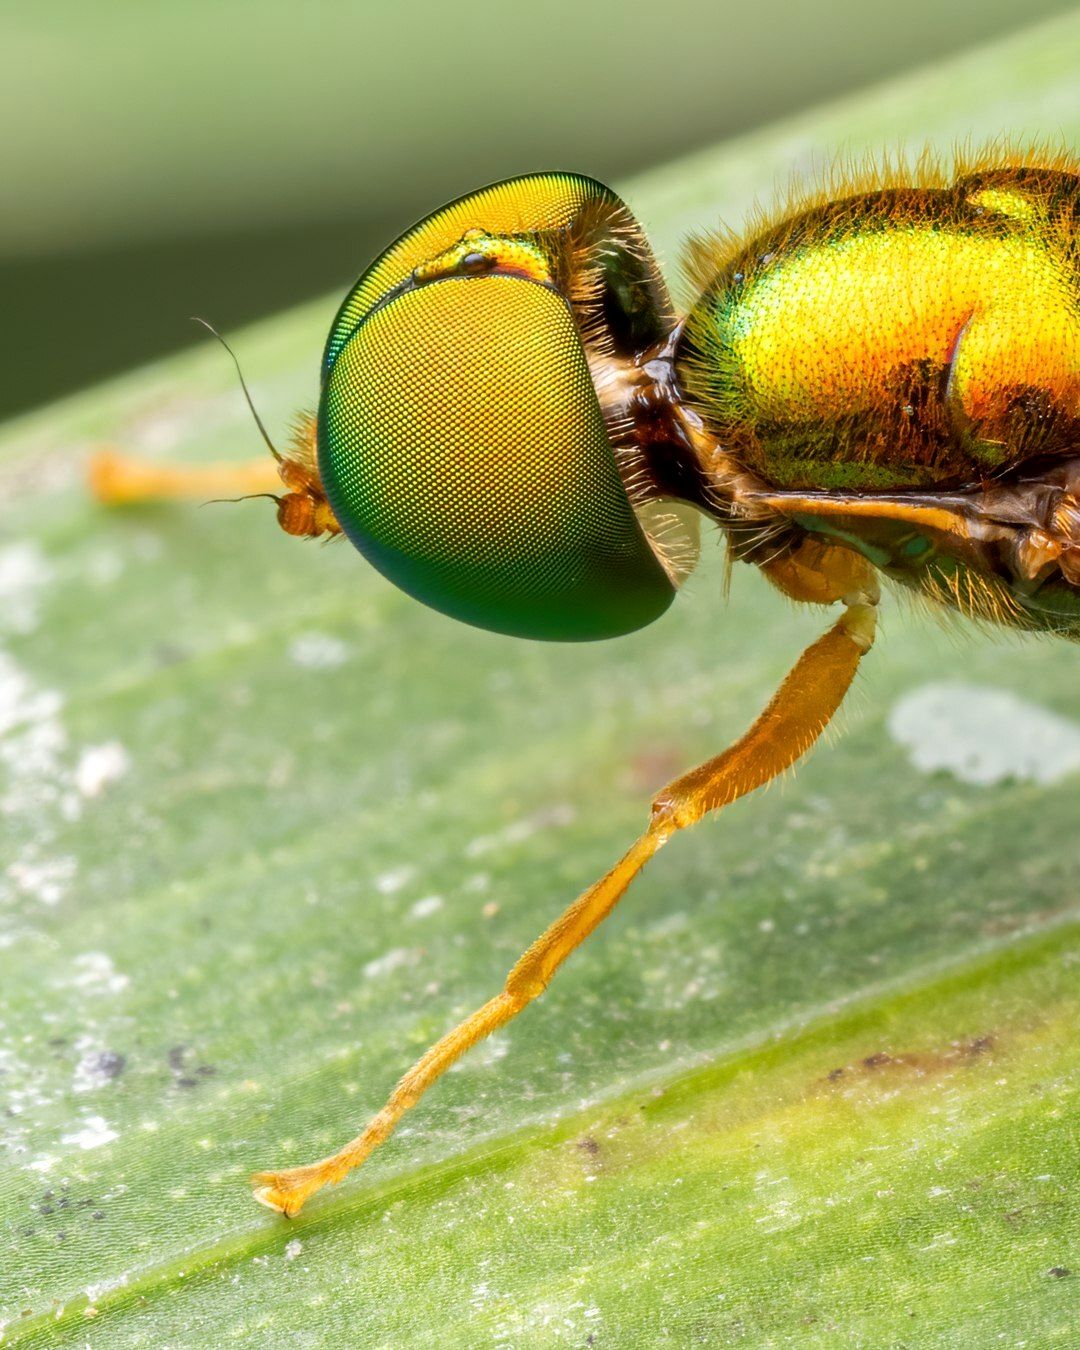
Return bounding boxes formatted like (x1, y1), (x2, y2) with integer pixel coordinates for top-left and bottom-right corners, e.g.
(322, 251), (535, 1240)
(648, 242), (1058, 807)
(4, 0), (1076, 422)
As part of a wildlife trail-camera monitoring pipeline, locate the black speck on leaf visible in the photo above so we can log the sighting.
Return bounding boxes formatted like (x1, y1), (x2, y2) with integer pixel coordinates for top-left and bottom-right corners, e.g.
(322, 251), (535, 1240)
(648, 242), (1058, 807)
(96, 1050), (126, 1079)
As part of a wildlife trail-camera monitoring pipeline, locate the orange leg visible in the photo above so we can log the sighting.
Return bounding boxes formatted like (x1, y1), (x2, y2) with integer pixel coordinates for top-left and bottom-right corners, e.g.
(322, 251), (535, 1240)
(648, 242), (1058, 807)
(253, 594), (878, 1216)
(88, 450), (280, 505)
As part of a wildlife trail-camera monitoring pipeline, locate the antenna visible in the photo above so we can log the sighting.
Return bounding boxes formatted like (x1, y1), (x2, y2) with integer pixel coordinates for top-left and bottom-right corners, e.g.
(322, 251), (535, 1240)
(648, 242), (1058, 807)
(191, 316), (282, 463)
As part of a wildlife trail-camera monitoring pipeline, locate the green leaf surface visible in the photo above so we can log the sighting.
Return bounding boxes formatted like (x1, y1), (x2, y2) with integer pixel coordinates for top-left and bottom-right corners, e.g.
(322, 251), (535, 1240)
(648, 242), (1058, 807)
(3, 14), (1080, 1345)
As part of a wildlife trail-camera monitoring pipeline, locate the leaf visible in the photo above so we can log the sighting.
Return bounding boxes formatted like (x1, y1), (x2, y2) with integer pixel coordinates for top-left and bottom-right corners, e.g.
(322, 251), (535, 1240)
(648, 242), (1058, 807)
(3, 14), (1080, 1344)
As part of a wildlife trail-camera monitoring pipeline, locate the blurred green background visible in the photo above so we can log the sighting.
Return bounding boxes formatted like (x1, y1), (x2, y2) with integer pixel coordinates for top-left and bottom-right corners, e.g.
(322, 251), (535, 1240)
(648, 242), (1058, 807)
(4, 0), (1078, 421)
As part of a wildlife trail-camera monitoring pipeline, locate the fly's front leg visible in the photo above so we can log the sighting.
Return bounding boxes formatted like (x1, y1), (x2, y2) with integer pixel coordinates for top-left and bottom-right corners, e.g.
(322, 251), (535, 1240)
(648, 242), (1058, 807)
(252, 591), (878, 1217)
(88, 450), (280, 504)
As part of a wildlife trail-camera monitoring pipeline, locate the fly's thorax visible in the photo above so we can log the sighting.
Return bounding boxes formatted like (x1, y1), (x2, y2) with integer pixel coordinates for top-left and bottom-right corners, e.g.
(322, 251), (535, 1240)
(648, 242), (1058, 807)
(675, 169), (1080, 496)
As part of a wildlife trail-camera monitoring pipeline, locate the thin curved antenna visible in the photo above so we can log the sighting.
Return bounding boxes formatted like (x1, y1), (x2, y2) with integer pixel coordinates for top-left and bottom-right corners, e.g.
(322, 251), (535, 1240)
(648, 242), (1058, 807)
(191, 316), (282, 463)
(200, 493), (283, 508)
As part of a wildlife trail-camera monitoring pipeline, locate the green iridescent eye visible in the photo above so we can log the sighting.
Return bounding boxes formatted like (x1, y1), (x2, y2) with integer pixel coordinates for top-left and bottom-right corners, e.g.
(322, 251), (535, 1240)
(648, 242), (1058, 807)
(316, 173), (679, 641)
(318, 271), (675, 640)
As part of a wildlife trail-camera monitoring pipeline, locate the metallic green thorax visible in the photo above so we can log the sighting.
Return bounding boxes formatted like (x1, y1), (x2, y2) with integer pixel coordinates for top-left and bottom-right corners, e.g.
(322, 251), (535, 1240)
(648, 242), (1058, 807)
(676, 168), (1080, 494)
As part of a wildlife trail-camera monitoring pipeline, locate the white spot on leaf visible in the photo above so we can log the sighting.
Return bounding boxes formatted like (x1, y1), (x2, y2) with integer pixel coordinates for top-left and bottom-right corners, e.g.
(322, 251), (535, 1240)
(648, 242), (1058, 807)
(0, 541), (53, 634)
(289, 633), (350, 670)
(62, 1115), (118, 1150)
(0, 648), (77, 904)
(362, 947), (416, 979)
(887, 682), (1080, 786)
(75, 741), (130, 798)
(6, 856), (76, 906)
(375, 865), (415, 895)
(67, 952), (130, 996)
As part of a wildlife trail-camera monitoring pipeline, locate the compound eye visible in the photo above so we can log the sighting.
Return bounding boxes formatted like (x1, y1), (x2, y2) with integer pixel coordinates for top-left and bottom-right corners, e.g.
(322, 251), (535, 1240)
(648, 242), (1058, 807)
(322, 172), (632, 376)
(317, 272), (675, 640)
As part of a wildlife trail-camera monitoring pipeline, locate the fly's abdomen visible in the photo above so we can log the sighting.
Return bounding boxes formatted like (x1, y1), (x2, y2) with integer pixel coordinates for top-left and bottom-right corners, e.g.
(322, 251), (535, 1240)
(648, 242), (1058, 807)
(677, 169), (1080, 491)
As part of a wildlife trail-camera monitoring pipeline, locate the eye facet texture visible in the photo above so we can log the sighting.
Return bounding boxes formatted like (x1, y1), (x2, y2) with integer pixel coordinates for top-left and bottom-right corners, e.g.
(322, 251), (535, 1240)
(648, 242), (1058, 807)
(323, 173), (609, 379)
(318, 271), (674, 640)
